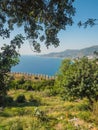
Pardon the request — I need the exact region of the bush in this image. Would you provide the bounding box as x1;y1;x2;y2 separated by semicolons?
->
26;85;33;91
31;80;55;91
8;80;18;90
22;80;34;91
23;84;33;91
17;76;25;84
56;58;98;103
16;94;26;103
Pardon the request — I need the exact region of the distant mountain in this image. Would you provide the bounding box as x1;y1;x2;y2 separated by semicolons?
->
42;45;98;59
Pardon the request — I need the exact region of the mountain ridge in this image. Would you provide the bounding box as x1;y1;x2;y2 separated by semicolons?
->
42;45;98;58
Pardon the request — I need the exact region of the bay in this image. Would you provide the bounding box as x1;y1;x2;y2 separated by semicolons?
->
11;55;62;76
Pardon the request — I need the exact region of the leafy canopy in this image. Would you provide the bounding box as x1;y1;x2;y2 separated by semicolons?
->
0;0;75;52
0;34;24;102
56;57;98;103
0;0;75;106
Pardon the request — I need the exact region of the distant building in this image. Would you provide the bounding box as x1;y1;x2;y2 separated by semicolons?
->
87;55;94;59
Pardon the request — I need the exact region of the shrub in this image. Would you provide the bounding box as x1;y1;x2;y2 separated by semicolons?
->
8;80;17;89
26;85;33;91
56;58;98;104
31;80;55;91
16;94;26;103
17;76;25;84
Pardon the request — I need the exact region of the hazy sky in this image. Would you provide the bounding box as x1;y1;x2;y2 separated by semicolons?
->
0;0;98;55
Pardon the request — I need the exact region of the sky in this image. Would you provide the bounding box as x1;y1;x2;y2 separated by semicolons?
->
0;0;98;55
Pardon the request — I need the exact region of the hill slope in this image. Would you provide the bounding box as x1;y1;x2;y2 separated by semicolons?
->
42;45;98;58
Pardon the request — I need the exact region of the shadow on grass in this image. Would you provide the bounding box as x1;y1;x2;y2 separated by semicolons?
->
9;99;41;107
0;111;10;117
0;100;41;118
0;99;42;117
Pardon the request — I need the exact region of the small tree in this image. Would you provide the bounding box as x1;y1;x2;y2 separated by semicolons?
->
0;34;24;106
56;57;98;103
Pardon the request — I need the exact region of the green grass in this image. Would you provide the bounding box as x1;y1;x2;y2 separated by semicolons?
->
0;89;98;130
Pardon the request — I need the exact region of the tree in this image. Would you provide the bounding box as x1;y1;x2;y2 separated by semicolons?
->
78;19;98;28
0;0;97;106
0;34;24;106
0;0;75;106
55;57;98;103
0;0;75;52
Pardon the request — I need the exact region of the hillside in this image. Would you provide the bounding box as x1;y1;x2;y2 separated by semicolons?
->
1;89;97;130
42;45;98;58
1;76;98;130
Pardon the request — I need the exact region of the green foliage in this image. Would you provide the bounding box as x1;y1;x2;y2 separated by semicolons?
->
22;81;33;91
0;35;24;106
1;89;98;130
78;19;97;28
31;80;55;91
0;44;19;95
16;94;26;103
0;0;75;52
9;78;55;91
56;57;98;103
25;84;33;91
17;76;25;85
8;80;18;90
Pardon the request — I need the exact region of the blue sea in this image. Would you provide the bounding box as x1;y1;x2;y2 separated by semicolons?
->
11;55;62;76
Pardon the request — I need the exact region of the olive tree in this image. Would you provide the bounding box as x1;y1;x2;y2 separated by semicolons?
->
56;57;98;103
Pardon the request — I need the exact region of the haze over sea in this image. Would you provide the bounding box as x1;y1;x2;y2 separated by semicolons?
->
11;56;62;76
